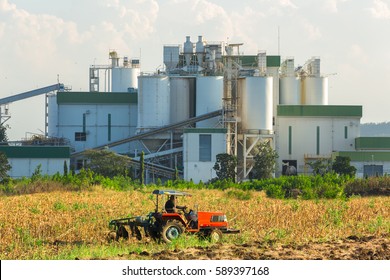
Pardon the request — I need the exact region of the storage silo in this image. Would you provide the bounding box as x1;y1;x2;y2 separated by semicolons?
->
170;77;195;124
47;93;58;137
279;76;301;104
137;75;170;132
196;76;223;128
241;76;273;132
112;67;140;92
301;76;328;105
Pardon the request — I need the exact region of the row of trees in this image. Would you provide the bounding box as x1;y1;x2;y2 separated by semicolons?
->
82;149;146;184
308;157;356;177
213;141;278;182
0;123;356;184
213;141;357;181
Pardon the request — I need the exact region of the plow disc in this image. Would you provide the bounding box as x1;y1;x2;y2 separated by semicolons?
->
109;215;158;241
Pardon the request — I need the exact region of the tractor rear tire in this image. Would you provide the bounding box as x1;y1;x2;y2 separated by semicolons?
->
209;228;223;243
162;220;185;243
116;225;129;241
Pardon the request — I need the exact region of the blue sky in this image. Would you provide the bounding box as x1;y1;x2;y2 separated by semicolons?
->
1;0;390;140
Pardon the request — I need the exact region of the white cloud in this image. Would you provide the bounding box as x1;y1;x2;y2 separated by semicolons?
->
104;0;159;40
302;19;322;40
279;0;298;9
0;0;15;12
370;0;390;19
1;0;90;46
347;44;368;63
192;0;229;24
323;0;349;13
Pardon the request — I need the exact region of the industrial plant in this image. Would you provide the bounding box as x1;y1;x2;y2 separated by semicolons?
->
1;35;390;182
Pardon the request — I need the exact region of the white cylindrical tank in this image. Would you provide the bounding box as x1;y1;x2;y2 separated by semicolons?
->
47;94;58;137
170;77;191;124
301;76;328;105
196;76;223;128
112;67;140;92
242;76;273;131
279;76;301;105
137;75;170;131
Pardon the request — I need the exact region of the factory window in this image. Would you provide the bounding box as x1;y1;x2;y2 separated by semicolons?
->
75;132;87;141
199;134;211;162
344;126;348;139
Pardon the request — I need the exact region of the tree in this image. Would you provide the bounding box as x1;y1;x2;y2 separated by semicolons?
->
251;141;278;179
0;123;9;143
332;156;356;177
84;149;132;178
63;160;68;176
213;153;237;182
0;152;11;181
307;158;332;176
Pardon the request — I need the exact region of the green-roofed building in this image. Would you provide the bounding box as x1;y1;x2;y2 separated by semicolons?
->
0;146;70;178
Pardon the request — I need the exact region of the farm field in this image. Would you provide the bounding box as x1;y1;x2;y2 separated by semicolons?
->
0;187;389;260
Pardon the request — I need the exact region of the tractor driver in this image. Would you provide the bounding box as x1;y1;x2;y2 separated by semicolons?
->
165;195;186;213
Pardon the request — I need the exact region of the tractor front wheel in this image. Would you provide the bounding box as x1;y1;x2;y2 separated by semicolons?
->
162;220;185;243
209;228;223;243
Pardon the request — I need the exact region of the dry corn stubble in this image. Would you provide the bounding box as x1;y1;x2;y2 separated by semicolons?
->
0;188;389;259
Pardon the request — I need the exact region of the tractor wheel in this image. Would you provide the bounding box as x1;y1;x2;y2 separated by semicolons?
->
116;225;129;241
134;226;142;241
161;220;185;243
209;229;223;243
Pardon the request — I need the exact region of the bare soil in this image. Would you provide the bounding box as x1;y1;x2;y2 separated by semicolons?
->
116;235;389;260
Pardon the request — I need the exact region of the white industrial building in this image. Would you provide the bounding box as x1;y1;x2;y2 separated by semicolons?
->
48;92;139;153
1;35;390;181
183;128;227;183
0;146;70;178
276;105;361;175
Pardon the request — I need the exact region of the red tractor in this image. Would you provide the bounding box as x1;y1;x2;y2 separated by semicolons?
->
109;190;239;243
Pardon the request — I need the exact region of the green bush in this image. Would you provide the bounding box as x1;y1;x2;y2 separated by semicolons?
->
1;168;388;199
263;183;285;199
